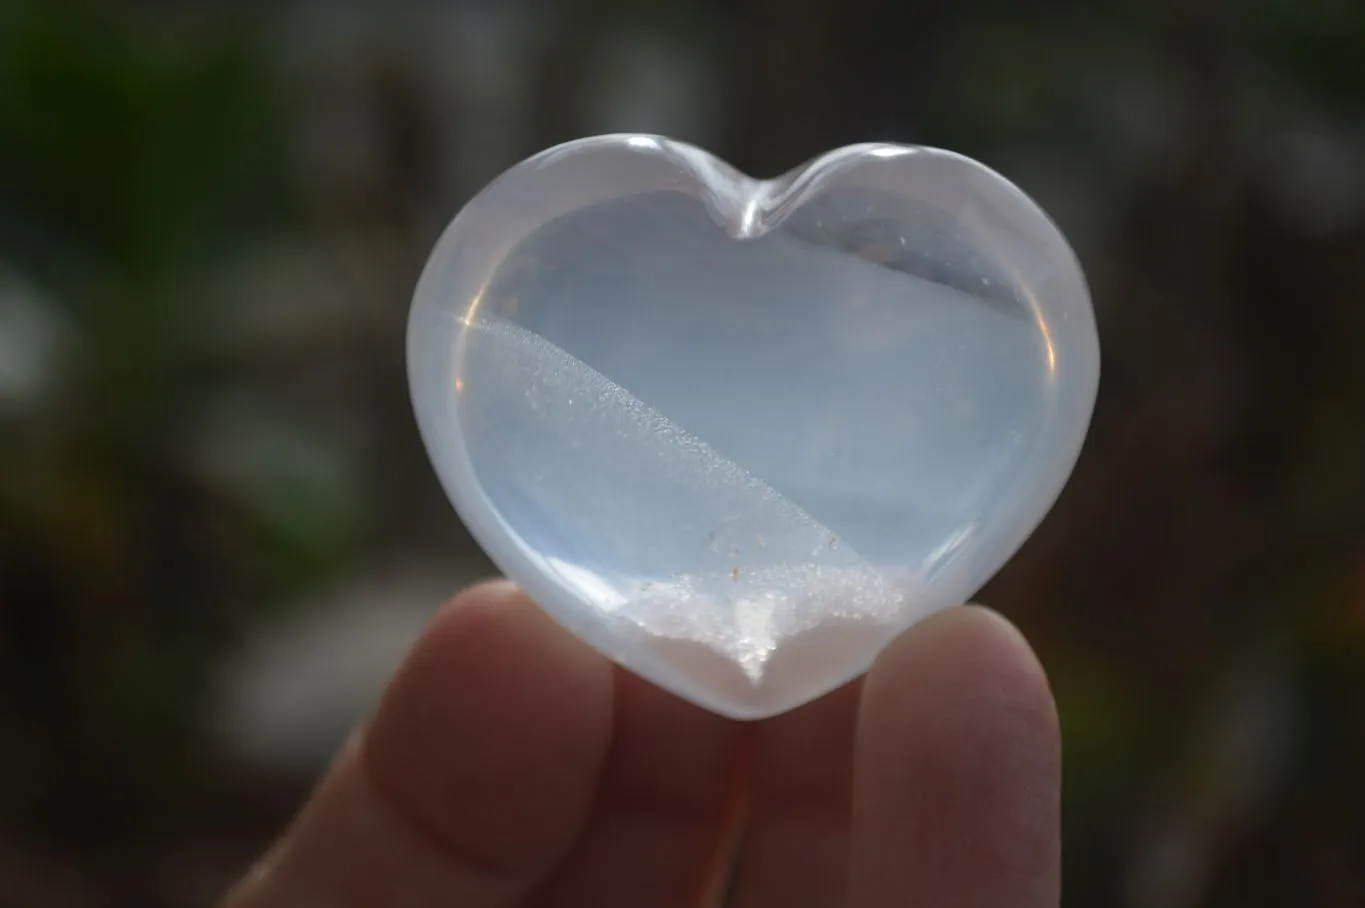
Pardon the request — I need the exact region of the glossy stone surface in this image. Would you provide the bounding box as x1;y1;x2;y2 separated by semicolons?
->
408;135;1099;719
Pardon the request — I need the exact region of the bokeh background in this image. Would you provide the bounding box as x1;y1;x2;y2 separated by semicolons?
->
2;0;1364;905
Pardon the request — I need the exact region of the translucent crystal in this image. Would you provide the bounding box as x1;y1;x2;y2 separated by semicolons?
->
408;136;1099;719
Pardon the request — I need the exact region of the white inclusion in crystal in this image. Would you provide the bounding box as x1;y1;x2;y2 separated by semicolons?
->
622;564;906;682
457;317;910;682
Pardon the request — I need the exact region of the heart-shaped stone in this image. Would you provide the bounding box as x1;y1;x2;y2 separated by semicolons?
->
408;135;1099;719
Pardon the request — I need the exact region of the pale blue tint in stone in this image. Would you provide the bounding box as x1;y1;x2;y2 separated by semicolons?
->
408;136;1099;719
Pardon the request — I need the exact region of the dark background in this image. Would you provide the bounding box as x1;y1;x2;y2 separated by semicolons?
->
3;0;1364;905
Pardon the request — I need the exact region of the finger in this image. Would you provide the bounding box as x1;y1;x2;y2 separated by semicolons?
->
728;679;862;908
532;665;749;908
849;606;1062;908
223;581;615;908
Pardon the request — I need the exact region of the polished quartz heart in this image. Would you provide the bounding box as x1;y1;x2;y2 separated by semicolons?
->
408;135;1099;719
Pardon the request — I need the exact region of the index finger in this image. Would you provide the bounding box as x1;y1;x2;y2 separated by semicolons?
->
223;580;615;908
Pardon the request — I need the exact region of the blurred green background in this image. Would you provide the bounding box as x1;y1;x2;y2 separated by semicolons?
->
2;0;1364;905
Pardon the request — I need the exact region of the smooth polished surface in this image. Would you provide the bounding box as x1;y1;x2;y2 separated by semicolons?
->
408;135;1099;719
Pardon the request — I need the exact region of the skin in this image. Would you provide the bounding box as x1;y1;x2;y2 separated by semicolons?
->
223;580;1060;907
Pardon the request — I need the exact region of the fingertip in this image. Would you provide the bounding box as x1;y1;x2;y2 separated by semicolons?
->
363;579;615;874
226;581;619;908
852;604;1061;907
866;605;1057;739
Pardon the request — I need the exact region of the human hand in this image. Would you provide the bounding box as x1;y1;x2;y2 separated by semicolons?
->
223;580;1059;907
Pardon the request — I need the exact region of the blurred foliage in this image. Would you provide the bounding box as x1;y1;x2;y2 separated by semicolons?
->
0;0;367;867
1;0;1364;905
